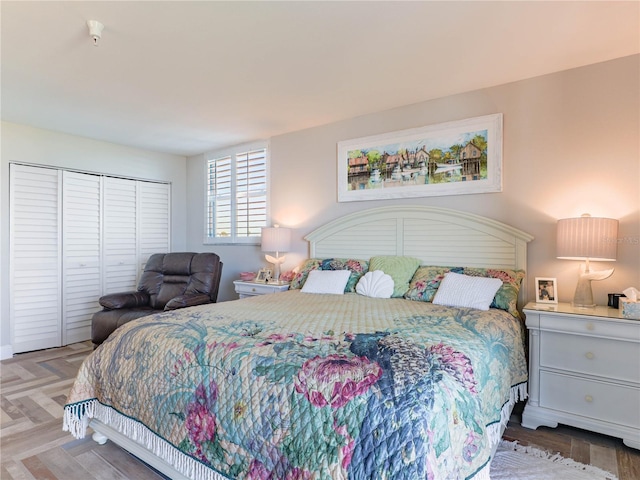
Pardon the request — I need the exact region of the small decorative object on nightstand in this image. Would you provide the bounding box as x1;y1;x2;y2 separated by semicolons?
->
535;277;557;304
239;271;256;281
621;287;640;320
233;280;289;299
521;302;640;450
254;268;272;283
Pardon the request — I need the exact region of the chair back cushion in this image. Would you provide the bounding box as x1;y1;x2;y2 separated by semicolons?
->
138;252;222;309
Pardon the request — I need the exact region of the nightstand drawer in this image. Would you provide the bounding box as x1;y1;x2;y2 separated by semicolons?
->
540;314;639;341
233;280;290;298
242;283;278;295
540;331;640;383
540;372;640;429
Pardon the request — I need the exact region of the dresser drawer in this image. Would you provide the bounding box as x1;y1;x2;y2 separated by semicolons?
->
540;331;640;383
540;371;640;429
539;314;640;341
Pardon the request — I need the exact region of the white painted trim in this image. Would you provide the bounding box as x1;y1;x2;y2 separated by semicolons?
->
0;344;13;360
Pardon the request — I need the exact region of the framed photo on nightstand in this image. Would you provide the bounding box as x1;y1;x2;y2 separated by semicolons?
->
255;268;272;283
535;277;558;304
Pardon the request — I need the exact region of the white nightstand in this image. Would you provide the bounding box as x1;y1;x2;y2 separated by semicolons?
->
521;302;640;449
233;280;290;299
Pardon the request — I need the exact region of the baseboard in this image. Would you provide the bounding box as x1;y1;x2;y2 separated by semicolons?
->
0;344;13;360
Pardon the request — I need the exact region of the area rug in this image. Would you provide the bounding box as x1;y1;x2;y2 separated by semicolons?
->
490;440;618;480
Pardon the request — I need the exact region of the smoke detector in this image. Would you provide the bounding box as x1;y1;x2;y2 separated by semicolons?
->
87;20;104;46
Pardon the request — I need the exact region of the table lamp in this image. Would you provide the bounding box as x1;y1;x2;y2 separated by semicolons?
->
557;214;618;307
261;225;291;284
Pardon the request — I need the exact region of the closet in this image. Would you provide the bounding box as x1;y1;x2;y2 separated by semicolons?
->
9;164;170;353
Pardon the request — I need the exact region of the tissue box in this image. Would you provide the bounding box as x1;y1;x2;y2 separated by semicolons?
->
621;298;640;320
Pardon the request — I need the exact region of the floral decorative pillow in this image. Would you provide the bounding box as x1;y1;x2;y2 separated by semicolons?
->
405;266;525;317
290;258;322;290
290;258;369;293
405;266;463;302
463;268;526;317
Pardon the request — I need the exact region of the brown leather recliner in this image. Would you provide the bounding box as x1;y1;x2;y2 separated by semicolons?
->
91;252;223;347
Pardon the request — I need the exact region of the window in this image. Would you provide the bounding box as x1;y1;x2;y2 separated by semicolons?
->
205;144;268;244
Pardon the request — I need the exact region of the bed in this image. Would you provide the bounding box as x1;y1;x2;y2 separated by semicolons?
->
64;206;533;480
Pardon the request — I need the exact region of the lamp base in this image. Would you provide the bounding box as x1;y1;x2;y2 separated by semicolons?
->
571;267;615;308
572;276;596;308
265;254;286;284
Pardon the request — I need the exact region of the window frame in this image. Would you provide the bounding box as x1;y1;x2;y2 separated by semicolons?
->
203;140;270;245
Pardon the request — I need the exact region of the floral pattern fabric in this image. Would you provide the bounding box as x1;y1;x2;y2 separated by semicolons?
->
405;266;526;317
290;258;369;292
65;291;527;480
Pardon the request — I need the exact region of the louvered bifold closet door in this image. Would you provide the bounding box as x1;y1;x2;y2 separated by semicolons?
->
10;165;62;352
62;171;102;345
103;177;138;293
138;181;171;269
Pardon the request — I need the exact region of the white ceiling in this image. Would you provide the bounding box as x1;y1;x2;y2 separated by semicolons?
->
2;1;638;157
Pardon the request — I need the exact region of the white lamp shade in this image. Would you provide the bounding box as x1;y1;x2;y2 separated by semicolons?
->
557;215;618;261
261;226;291;253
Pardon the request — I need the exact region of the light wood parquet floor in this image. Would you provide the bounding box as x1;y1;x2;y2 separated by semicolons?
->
1;342;639;479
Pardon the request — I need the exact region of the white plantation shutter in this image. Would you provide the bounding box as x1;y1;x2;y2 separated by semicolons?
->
138;181;171;267
207;156;232;238
10;164;62;352
62;171;102;345
103;177;138;293
206;145;268;243
105;178;170;288
236;150;267;237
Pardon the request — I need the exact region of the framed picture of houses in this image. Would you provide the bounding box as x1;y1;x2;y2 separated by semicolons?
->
337;113;503;202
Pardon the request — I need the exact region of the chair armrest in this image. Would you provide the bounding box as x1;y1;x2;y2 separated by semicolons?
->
99;291;150;310
164;293;212;311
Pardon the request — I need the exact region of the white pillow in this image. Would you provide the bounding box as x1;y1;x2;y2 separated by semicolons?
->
301;270;351;295
432;272;502;310
356;270;394;298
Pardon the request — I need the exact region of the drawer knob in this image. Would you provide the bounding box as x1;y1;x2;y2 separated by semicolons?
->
585;352;595;360
586;322;595;331
251;288;256;292
585;395;593;403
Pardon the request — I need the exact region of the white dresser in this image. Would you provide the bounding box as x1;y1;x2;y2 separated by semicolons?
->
233;280;290;299
522;302;640;449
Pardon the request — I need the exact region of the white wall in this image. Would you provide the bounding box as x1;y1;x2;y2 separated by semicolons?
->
188;55;639;304
1;122;188;357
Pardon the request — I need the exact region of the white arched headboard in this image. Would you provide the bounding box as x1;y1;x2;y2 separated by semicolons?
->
305;206;534;302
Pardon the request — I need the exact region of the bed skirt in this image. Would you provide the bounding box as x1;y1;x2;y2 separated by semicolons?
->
64;382;527;480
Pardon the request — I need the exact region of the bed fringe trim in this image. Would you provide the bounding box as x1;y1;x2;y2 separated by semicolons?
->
63;383;529;480
64;400;227;480
497;440;619;479
491;382;528;451
63;399;95;439
472;382;529;480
